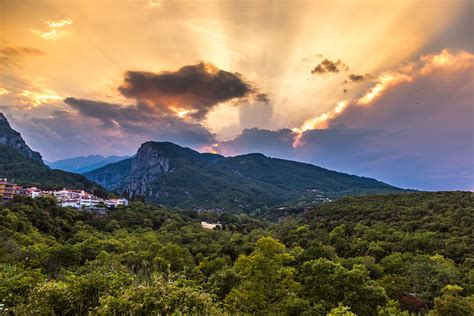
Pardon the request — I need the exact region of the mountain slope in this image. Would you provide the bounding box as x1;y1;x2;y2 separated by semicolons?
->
85;141;402;210
46;154;130;173
0;113;42;162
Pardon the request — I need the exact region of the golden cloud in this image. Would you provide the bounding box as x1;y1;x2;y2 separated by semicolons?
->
31;18;73;40
293;49;474;147
18;81;62;108
148;0;162;8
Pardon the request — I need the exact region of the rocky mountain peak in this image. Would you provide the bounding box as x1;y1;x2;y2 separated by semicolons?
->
0;113;43;163
133;142;171;174
124;142;172;199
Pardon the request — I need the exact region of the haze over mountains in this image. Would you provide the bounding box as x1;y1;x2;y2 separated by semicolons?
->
46;155;130;174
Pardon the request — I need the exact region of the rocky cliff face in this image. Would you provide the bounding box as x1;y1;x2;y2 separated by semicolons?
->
124;142;171;199
0;113;43;163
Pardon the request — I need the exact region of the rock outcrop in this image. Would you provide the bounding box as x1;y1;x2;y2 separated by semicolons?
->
125;142;171;198
0;113;43;163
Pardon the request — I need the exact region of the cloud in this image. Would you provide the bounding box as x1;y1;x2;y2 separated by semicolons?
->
0;46;43;57
148;0;162;8
118;62;254;119
6;103;215;161
62;97;215;151
311;59;349;75
31;18;73;40
0;45;43;68
297;49;474;133
3;62;263;159
46;18;73;28
19;87;62;107
218;49;474;190
64;97;154;128
4;50;471;190
345;73;370;83
255;93;270;103
216;128;296;158
237;93;274;130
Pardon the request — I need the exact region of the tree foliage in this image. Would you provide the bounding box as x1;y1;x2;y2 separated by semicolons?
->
0;192;472;314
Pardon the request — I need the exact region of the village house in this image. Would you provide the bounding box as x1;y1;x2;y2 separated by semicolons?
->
0;178;128;210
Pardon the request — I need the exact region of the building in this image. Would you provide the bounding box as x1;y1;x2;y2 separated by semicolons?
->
61;199;81;208
0;179;16;202
24;187;43;198
53;189;84;201
79;194;102;208
0;179;129;211
105;198;129;208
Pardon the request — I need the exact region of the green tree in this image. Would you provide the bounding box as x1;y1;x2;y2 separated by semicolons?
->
300;258;388;315
378;300;409;315
154;243;195;275
225;236;303;314
326;304;356;316
97;276;218;314
429;285;474;316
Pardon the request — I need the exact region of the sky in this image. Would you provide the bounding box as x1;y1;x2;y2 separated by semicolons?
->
0;0;473;190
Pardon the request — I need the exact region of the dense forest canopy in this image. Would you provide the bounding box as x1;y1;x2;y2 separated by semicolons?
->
0;192;472;315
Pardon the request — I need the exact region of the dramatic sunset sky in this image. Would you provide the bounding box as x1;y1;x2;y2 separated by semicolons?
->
1;0;473;190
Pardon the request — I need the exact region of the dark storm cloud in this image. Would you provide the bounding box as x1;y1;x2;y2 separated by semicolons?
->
118;62;254;119
63;97;215;147
64;97;154;128
311;59;349;75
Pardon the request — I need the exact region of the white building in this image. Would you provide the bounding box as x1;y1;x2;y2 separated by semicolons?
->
61;199;81;208
25;187;43;198
105;198;129;208
21;186;129;211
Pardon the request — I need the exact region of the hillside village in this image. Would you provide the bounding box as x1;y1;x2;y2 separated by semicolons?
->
0;178;128;211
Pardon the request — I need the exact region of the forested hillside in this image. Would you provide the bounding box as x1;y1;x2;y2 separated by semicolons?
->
0;192;472;315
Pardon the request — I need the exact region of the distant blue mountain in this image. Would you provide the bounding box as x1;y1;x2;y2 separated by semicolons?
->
46;155;130;174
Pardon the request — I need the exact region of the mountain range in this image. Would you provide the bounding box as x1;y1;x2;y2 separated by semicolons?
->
84;141;403;211
46;155;130;174
1;112;403;210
